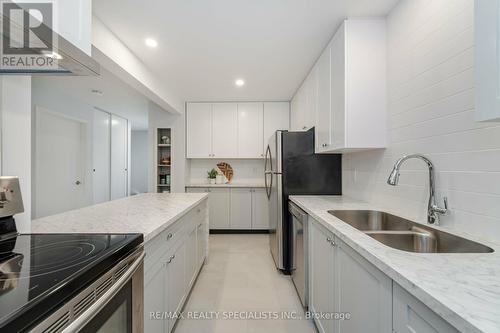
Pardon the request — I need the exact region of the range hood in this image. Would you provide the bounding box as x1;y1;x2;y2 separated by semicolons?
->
0;5;100;76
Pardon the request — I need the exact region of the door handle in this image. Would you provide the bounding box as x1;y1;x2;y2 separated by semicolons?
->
75;181;82;185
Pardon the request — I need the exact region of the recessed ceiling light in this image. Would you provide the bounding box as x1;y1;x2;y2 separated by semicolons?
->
145;38;158;48
235;79;245;87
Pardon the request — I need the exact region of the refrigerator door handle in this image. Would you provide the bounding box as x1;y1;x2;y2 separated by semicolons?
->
264;145;273;199
265;171;273;199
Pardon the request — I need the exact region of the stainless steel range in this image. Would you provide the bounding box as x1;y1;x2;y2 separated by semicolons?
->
0;177;144;333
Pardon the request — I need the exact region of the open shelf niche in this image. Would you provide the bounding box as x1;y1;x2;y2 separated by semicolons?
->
156;128;171;193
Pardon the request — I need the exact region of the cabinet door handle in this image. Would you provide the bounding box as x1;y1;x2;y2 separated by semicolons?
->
326;237;332;243
166;233;173;240
166;254;175;264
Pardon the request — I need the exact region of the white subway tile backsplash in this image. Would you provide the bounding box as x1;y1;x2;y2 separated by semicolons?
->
343;0;500;244
189;159;264;184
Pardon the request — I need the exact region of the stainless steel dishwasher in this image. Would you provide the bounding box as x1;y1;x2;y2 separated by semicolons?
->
289;201;308;308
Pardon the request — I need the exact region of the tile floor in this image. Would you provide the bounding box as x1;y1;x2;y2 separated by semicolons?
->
174;234;317;333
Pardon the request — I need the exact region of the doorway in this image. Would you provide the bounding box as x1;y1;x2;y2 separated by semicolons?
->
35;108;89;218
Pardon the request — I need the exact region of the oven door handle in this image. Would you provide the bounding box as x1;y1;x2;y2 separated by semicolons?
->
62;251;145;333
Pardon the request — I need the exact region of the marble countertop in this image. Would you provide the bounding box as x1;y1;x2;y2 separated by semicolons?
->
31;193;208;243
186;182;265;188
289;195;500;333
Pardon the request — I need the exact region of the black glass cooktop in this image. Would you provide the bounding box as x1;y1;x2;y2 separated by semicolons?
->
0;233;143;332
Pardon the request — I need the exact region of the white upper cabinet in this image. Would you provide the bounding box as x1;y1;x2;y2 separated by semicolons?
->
186;103;212;158
263;102;290;148
475;0;500;121
238;103;264;158
291;74;316;131
316;46;332;152
293;19;387;153
57;0;92;55
330;23;346;150
212;103;238;158
186;102;289;158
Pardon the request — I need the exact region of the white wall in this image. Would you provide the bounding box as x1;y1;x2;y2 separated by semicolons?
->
131;130;149;194
0;77;31;232
189;159;264;185
92;16;183;114
148;103;187;193
343;0;500;244
32;79;94;215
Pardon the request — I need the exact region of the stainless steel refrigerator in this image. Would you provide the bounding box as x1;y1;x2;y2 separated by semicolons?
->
265;128;342;273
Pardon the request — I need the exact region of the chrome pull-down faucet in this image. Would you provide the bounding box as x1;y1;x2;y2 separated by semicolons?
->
387;154;448;225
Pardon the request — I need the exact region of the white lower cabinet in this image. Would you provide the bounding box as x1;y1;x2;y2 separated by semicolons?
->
196;220;206;267
309;217;459;333
144;263;165;333
186;188;230;230
185;224;198;289
393;283;459;333
230;188;253;229
166;243;186;329
186;187;269;230
337;241;392;333
144;200;208;333
309;220;336;333
251;188;269;229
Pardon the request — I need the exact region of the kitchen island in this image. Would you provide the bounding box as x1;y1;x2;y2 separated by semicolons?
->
32;193;209;333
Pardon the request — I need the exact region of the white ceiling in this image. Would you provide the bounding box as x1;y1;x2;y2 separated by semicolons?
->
35;68;150;130
93;0;398;102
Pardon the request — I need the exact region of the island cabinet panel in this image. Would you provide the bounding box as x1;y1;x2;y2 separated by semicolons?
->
143;199;208;333
165;242;186;332
393;283;459;333
144;259;166;333
185;223;198;289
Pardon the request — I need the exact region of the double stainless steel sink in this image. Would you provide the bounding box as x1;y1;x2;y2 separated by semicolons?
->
328;210;494;253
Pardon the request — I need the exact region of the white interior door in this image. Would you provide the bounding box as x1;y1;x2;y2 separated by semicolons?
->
93;109;111;204
111;115;128;200
237;102;263;158
35;109;87;218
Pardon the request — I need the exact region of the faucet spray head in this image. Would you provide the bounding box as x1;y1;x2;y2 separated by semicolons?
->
387;167;400;186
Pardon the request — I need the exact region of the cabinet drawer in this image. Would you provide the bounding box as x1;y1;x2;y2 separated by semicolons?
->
145;222;187;270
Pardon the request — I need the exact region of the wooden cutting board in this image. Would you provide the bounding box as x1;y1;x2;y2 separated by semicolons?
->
216;162;233;182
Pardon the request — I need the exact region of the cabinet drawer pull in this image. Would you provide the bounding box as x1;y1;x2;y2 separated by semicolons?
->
326;237;332;242
166;233;173;240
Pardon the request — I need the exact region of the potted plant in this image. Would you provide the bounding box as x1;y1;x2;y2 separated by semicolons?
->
207;168;218;184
